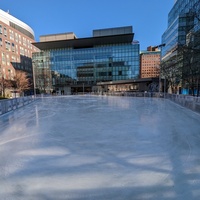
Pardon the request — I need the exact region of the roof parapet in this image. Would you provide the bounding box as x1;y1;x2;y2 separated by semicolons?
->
93;26;133;37
40;32;77;42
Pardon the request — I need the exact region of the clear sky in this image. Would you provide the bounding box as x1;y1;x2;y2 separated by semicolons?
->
0;0;174;50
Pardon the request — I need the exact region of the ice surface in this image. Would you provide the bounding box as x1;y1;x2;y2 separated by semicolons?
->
0;95;200;200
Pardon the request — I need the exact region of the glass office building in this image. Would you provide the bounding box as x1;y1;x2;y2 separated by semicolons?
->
162;0;200;58
161;0;200;94
32;26;140;94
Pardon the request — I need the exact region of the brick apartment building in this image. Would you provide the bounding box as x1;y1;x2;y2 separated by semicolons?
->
0;9;38;96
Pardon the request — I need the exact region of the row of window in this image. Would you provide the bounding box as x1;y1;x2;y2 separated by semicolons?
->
33;44;140;88
141;67;159;70
0;53;31;71
0;65;14;79
141;62;159;65
78;76;130;81
141;55;160;58
0;38;32;57
1;52;20;65
0;24;33;48
165;0;199;58
141;56;159;59
141;70;159;74
77;71;128;77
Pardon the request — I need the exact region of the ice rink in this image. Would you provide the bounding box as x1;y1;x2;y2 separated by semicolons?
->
0;95;200;200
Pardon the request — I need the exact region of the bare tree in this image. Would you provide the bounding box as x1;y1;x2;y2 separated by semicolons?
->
178;30;200;96
13;70;31;96
0;77;12;97
161;53;182;94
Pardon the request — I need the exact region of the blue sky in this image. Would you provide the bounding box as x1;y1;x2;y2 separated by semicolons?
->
0;0;174;50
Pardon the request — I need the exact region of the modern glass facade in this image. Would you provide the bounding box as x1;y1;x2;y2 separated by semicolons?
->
161;0;200;94
32;27;140;94
162;0;200;58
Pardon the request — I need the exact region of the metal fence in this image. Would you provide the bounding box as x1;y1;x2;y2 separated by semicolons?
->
0;96;36;115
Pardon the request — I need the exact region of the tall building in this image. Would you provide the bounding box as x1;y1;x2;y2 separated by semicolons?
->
162;0;199;59
162;0;200;94
0;9;38;96
140;46;160;79
32;26;140;95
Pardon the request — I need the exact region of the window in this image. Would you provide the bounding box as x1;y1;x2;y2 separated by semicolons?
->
4;27;7;37
20;46;24;55
2;52;6;64
9;30;14;40
11;55;16;62
0;25;2;34
23;37;26;46
19;35;21;44
7;69;13;80
12;43;15;52
15;33;18;42
27;40;30;48
5;41;11;51
15;44;18;54
6;54;10;65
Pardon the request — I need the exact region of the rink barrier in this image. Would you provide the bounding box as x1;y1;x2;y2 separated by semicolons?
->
94;92;200;114
166;94;200;114
0;96;36;115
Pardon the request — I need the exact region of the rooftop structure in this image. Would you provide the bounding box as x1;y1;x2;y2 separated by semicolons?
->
0;9;34;39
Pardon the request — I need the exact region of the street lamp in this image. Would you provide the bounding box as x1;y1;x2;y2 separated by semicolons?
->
32;61;37;98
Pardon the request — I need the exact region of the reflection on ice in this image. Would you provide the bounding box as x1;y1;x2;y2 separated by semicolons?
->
18;147;69;157
0;95;200;200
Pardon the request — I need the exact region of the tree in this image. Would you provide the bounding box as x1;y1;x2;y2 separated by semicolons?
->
178;30;200;96
0;77;12;97
182;10;200;96
13;70;31;96
161;53;182;94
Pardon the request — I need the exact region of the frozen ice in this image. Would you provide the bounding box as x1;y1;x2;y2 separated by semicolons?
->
0;95;200;200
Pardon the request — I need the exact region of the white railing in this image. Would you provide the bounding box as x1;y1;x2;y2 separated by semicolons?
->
1;93;199;115
95;92;200;113
0;96;36;115
166;94;200;114
93;92;200;114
